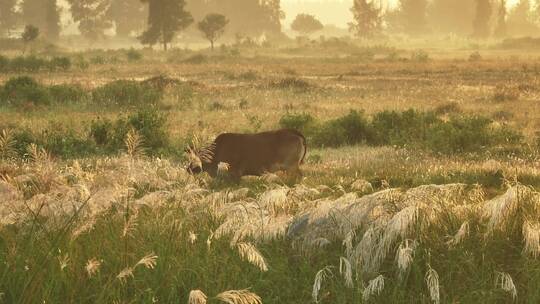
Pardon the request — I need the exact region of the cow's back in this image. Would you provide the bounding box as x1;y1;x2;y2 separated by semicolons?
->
212;129;305;176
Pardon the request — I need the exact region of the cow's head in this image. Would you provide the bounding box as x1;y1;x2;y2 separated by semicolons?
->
184;144;215;175
185;146;203;174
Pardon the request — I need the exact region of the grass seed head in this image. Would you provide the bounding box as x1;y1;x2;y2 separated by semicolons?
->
215;289;262;304
188;290;208;304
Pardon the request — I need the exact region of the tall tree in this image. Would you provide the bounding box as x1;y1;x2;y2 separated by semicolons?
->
349;0;383;38
21;0;61;40
0;0;18;37
139;0;193;50
186;0;283;37
107;0;148;37
198;13;228;50
507;0;537;36
428;0;475;35
67;0;113;40
473;0;492;38
394;0;428;35
291;14;324;36
494;0;507;37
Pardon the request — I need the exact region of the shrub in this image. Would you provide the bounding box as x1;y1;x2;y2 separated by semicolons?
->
434;102;461;115
1;76;50;106
9;56;47;72
469;51;482;61
312;110;373;147
91;80;162;106
49;84;87;104
40;123;96;158
279;113;316;133
371;109;439;146
49;56;71;71
0;55;8;71
183;54;207;64
90;56;106;65
411;50;429;62
90;107;169;155
126;48;143;62
271;77;312;91
493;85;520;102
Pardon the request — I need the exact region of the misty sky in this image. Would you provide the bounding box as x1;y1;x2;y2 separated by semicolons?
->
56;0;522;32
282;0;521;27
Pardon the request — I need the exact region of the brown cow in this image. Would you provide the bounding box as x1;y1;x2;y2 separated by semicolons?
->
185;129;307;180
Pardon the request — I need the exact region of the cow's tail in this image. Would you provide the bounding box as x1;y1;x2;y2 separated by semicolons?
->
288;129;307;164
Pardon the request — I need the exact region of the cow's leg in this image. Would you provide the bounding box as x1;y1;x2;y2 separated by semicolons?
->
285;165;302;182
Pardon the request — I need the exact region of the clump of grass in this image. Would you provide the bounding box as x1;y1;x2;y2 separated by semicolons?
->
126;48;143;62
91;80;162;106
271;77;312;92
411;50;430;62
493;84;520;102
0;76;51;107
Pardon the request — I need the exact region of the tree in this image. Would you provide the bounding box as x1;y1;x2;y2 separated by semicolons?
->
291;14;324;36
507;0;538;36
198;14;229;50
473;0;492;38
393;0;428;35
349;0;383;38
428;0;475;35
139;0;193;51
0;0;18;37
494;0;507;37
186;0;283;37
22;25;39;53
107;0;148;37
21;0;61;40
67;0;113;41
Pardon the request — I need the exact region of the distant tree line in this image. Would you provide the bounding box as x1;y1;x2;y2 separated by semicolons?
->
3;0;540;48
351;0;540;38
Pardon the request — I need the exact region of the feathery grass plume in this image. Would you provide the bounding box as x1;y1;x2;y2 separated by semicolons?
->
116;267;134;283
207;231;214;250
217;162;230;176
27;143;52;164
484;186;533;233
125;128;145;158
469;183;485;203
522;221;540;258
188;231;198;244
339;257;354;288
353;226;382;274
448;221;470;247
236;242;268;272
85;258;101;277
362;274;385;302
58;253;69;271
122;214;138;238
496;272;517;301
259;187;290;215
396;239;416;276
136;252;158;269
343;230;356;258
215;289;262;304
312;266;334;303
425;266;440;304
310;237;331;248
188;290;208;304
0;129;17;159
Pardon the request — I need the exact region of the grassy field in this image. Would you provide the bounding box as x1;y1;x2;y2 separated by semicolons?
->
1;43;540;303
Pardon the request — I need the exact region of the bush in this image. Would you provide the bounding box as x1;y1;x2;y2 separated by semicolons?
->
40;123;96;158
183;54;207;64
371;109;439;146
1;76;50;106
90;107;169;155
313;110;374;147
49;56;71;71
49;84;87;104
126;48;143;62
278;109;524;154
469;51;482;62
411;50;429;62
91;80;162;106
279;113;316;134
0;56;71;72
271;77;312;91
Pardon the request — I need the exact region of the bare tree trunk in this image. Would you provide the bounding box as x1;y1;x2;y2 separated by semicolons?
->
211;40;214;51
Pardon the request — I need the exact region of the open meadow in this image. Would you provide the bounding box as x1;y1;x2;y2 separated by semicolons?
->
1;42;540;303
